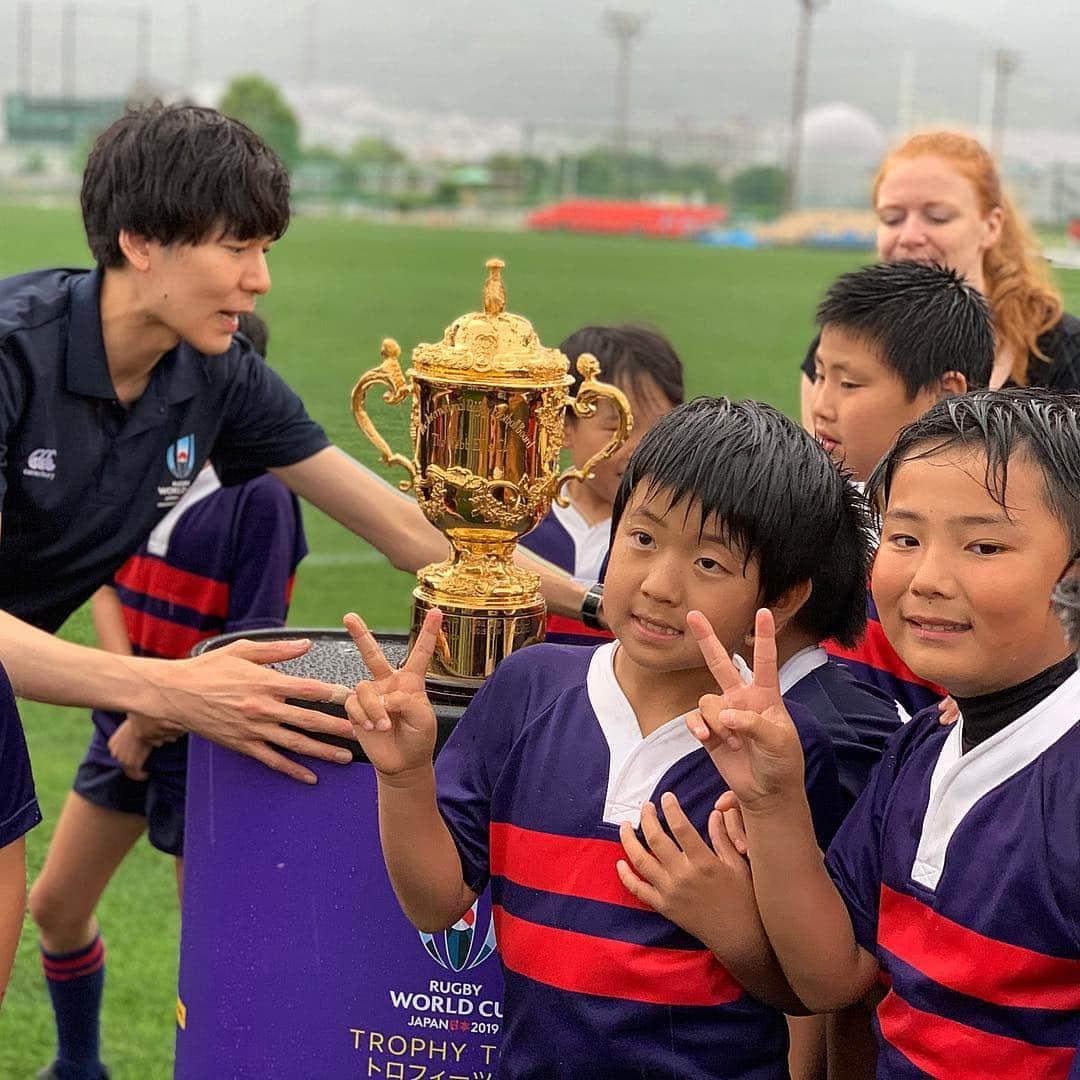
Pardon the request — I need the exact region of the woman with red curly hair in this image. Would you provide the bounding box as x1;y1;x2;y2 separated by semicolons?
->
799;131;1080;428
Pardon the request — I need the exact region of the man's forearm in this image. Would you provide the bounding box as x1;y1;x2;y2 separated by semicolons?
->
273;448;448;574
744;797;877;1012
377;767;476;933
0;609;150;712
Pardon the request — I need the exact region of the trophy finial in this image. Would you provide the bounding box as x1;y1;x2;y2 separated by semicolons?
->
483;258;506;316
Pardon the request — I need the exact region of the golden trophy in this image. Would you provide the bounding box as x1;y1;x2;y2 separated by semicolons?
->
351;258;633;687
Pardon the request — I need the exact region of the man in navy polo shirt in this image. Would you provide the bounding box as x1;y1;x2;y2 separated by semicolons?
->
0;103;588;788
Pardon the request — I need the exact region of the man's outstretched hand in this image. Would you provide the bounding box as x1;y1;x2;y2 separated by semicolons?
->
143;637;356;784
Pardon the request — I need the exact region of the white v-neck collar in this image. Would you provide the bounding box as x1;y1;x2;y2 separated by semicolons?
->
551;498;611;582
731;646;828;694
910;668;1080;892
146;465;221;557
585;642;702;827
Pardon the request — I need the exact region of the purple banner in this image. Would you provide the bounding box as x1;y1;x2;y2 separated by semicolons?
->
176;737;503;1079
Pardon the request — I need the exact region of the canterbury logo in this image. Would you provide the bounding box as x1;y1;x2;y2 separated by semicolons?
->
25;448;57;475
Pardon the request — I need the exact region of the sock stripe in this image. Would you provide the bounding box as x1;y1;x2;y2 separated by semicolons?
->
42;937;106;980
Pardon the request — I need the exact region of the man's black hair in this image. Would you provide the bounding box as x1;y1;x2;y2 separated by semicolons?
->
237;311;270;358
560;325;685;409
82;103;290;268
816;261;994;399
866;387;1080;554
611;396;873;646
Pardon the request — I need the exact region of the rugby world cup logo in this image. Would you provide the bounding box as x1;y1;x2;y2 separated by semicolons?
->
418;897;497;972
167;434;196;480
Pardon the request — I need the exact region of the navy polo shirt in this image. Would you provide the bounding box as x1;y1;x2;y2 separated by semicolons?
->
0;267;331;631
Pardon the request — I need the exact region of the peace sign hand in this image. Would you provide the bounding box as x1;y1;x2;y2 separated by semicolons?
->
685;608;806;813
343;608;442;782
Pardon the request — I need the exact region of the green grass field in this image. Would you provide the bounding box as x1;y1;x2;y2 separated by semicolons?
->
1;205;1077;1078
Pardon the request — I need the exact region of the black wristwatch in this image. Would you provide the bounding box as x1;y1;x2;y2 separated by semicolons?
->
580;582;605;630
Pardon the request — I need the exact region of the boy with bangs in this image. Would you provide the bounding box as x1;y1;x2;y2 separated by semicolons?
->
343;397;851;1079
808;260;995;718
691;389;1080;1079
520;324;684;644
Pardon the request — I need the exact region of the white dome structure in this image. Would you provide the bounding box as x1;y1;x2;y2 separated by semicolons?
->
797;102;888;209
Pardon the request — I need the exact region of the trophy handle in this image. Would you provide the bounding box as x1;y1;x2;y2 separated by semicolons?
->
554;353;634;507
350;338;419;492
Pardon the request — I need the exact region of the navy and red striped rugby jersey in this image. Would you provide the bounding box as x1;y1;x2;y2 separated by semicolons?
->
825;591;945;720
826;676;1080;1079
777;646;901;814
91;468;306;743
435;641;842;1079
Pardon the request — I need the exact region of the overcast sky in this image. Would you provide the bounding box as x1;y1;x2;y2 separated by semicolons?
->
2;0;1076;134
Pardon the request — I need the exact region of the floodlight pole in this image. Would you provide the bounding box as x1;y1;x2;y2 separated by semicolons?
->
990;48;1020;162
784;0;827;213
605;9;646;184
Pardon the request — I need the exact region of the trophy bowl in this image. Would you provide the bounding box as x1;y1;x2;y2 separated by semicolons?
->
351;259;632;686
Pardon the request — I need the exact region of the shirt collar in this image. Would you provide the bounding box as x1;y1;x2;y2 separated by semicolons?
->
732;644;828;694
64;267;114;398
777;645;829;694
64;266;209;406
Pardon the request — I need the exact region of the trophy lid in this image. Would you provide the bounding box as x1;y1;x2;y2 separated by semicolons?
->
411;259;571;385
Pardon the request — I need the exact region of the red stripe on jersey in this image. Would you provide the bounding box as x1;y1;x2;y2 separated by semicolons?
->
116;555;229;619
877;989;1076;1079
124;609;212;659
544;614;614;640
879;885;1080;1011
826;619;944;693
493;904;742;1007
490;822;650;911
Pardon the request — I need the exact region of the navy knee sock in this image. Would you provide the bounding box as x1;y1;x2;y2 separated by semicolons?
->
41;933;106;1079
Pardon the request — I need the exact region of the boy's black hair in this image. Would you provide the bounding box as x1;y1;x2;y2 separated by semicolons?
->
866;387;1080;554
560;325;685;409
82;103;290;268
816;261;994;399
237;311;270;358
612;396;874;646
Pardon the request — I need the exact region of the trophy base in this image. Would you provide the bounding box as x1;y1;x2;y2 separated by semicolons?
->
412;590;546;687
